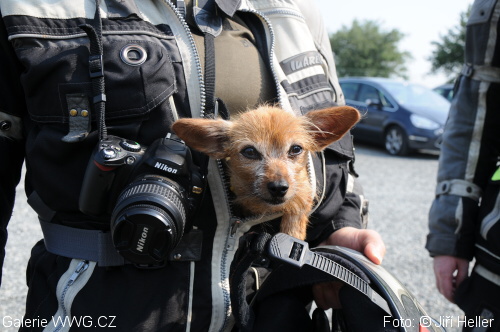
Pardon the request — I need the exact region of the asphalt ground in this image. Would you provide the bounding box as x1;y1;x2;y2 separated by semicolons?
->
0;144;464;331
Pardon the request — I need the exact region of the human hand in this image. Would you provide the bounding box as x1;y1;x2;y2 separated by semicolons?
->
433;255;469;303
312;227;386;309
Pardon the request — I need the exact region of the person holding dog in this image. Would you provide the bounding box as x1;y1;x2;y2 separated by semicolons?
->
427;0;500;330
0;0;385;330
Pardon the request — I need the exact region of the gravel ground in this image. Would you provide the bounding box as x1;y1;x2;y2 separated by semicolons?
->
0;145;465;331
353;144;464;331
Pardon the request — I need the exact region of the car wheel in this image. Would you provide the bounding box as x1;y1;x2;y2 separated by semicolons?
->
384;126;410;156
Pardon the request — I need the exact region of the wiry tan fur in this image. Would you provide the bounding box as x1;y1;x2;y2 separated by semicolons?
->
172;105;360;240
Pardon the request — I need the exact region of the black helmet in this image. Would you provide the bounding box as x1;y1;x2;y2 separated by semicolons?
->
311;245;445;332
230;233;445;332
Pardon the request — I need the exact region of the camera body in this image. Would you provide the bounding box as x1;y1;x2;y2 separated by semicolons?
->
79;133;205;265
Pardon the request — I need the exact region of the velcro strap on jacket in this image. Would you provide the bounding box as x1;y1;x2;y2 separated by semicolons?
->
40;219;127;266
435;179;482;201
39;219;204;266
39;218;204;267
29;191;125;266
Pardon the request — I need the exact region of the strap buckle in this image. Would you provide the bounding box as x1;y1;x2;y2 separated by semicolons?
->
267;233;310;268
461;63;474;77
89;54;104;78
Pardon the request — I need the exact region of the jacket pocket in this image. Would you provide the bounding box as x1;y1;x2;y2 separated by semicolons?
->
11;21;178;125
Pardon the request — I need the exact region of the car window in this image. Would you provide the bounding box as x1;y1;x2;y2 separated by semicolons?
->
340;82;358;100
381;82;450;110
358;84;380;103
379;92;394;108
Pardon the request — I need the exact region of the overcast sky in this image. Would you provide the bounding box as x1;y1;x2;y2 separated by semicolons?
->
314;0;474;88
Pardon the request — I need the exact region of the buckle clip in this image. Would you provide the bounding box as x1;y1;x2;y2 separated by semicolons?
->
267;233;309;268
461;63;474;77
89;54;104;78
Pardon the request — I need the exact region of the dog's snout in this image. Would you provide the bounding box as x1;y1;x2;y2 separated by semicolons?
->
267;181;289;198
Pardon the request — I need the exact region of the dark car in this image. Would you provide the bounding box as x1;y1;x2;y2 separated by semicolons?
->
433;84;454;101
339;77;450;156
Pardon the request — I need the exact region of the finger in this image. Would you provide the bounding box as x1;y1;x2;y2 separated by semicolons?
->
355;229;385;264
455;260;469;287
434;270;450;301
320;227;386;265
433;265;444;296
363;238;386;265
437;274;454;303
433;258;455;303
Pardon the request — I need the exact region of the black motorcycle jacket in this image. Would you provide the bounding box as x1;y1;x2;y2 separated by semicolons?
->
0;0;366;330
427;0;500;275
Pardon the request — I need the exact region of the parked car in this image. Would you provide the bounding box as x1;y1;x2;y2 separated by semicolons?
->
339;77;450;156
433;83;454;101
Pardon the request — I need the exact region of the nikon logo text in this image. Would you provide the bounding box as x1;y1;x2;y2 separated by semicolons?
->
155;162;178;174
136;227;149;252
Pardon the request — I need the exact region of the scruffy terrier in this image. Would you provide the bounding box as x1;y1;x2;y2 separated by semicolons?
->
172;105;360;240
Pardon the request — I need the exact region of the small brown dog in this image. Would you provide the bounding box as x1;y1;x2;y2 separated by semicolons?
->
172;105;360;240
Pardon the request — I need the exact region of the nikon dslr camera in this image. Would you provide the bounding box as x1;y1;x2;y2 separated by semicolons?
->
79;133;205;265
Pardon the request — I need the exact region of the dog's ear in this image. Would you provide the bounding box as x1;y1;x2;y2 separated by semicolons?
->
305;106;360;150
172;118;232;159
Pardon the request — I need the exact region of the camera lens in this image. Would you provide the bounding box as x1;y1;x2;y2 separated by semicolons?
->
110;175;186;265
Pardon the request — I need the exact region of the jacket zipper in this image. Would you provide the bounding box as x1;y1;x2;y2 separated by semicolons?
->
217;5;306;260
53;260;90;332
212;8;291;331
241;8;284;111
260;8;305;20
162;0;207;118
158;3;207;331
8;30;173;41
156;4;298;331
214;158;232;331
155;0;206;331
215;159;281;331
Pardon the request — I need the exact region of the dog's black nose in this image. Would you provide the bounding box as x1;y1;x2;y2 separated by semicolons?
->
267;181;289;198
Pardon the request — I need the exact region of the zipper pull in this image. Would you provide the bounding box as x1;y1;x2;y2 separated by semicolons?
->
227;218;241;250
230;218;241;236
68;260;89;286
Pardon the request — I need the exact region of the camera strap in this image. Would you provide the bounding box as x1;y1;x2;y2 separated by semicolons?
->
80;0;108;141
193;0;229;120
191;0;230;181
193;0;221;120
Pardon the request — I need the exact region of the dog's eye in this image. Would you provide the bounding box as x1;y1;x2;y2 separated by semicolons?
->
288;145;303;157
240;146;261;160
